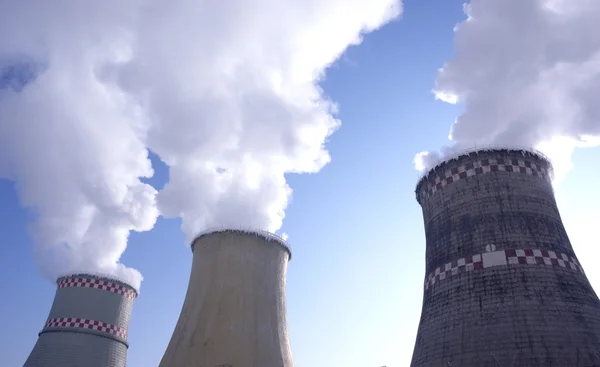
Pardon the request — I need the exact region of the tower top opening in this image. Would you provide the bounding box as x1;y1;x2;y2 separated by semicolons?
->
415;146;554;204
55;272;140;296
190;227;292;260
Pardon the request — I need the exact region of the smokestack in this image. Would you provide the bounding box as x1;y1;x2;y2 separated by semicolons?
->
24;273;138;367
159;229;293;367
410;148;600;366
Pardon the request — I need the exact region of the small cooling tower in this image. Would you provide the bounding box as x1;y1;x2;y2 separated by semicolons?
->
24;273;138;367
159;229;294;367
411;148;600;367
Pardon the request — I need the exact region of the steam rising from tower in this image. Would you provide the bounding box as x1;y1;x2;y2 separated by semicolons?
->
24;273;139;367
159;229;293;367
415;0;600;180
0;0;401;289
410;148;600;366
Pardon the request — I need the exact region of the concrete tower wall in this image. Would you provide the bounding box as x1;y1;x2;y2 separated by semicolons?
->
159;229;294;367
410;148;600;367
24;274;138;367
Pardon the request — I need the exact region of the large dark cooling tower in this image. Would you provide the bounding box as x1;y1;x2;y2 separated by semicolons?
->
24;273;138;367
410;148;600;367
159;229;294;367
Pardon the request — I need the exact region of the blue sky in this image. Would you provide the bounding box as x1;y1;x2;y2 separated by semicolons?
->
2;0;600;366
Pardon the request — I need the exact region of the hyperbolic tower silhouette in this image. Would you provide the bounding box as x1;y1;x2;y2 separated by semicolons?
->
410;148;600;366
159;228;294;367
24;273;138;367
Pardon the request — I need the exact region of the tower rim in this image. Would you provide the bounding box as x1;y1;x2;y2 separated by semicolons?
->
190;227;292;260
55;272;139;297
414;145;554;201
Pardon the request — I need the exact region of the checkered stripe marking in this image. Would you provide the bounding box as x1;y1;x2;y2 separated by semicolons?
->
44;317;128;339
505;249;582;270
58;277;136;300
423;158;549;196
425;254;484;290
425;249;583;290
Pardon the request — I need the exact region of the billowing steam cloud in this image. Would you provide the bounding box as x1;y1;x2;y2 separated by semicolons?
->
0;0;401;289
415;0;600;180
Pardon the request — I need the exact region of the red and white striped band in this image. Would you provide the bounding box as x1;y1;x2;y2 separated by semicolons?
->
422;158;550;197
425;248;584;290
57;277;137;300
44;317;128;339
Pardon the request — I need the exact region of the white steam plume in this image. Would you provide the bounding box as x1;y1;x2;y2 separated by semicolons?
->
0;1;157;290
415;0;600;181
112;0;402;242
0;0;401;288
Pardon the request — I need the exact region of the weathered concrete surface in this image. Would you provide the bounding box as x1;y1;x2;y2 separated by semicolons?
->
24;274;137;367
159;229;294;367
411;148;600;367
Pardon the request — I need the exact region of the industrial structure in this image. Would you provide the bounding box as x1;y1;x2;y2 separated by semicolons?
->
410;148;600;366
159;228;294;367
24;273;138;367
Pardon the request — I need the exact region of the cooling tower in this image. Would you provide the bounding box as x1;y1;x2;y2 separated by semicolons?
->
23;273;138;367
410;148;600;367
159;229;294;367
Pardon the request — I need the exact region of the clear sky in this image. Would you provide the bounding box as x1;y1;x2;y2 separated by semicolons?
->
2;0;600;366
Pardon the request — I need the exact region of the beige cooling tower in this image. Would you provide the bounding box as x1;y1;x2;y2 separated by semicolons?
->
159;229;294;367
